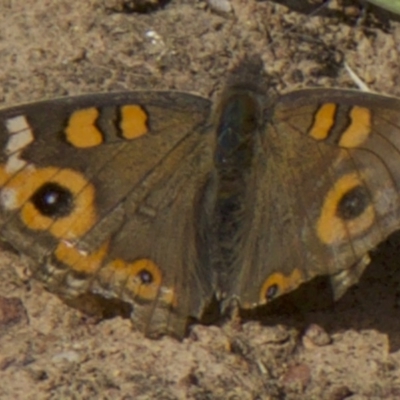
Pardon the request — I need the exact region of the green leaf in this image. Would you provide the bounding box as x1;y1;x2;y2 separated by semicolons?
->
367;0;400;14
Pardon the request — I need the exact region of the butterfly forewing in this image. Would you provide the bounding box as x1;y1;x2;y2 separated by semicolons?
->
0;91;215;338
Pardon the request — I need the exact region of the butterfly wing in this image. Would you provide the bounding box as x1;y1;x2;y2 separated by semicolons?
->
0;91;215;338
220;88;400;308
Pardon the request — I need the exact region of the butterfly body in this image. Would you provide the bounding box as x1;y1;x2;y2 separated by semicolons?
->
0;85;399;337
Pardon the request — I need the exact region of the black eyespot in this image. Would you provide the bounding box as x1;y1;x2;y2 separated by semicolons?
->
31;182;74;218
138;269;153;285
266;284;279;301
336;185;370;220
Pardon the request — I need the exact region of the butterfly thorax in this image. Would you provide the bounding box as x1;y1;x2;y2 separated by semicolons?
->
213;89;262;290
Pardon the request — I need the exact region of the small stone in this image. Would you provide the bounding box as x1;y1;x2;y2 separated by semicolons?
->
52;350;81;364
343;6;362;18
282;363;311;391
328;385;353;400
0;296;27;328
302;324;332;349
207;0;232;14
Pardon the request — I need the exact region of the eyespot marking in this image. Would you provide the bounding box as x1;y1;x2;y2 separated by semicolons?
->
338;106;371;148
259;269;303;304
0;167;96;239
317;173;374;244
119;105;148;139
309;103;336;141
336;185;370;220
65;108;103;148
99;258;175;305
31;182;74;218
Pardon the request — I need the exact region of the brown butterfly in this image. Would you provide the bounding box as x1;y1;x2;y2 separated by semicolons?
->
0;73;398;337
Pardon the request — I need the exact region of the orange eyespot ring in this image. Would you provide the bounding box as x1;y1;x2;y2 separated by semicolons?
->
100;258;177;305
317;173;374;245
0;166;96;240
259;269;303;304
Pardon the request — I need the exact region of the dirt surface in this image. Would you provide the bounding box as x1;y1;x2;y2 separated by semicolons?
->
2;0;400;398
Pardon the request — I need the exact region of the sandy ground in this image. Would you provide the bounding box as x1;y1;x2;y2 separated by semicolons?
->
2;0;400;398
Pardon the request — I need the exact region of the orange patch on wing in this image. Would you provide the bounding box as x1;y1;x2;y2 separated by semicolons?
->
309;103;336;140
99;258;175;304
119;105;148;139
259;269;303;304
317;173;374;244
65;108;103;148
339;106;371;148
55;241;109;274
2;166;96;239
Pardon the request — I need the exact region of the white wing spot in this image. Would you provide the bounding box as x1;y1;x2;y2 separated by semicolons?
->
5;115;30;134
5;154;27;174
0;187;18;210
6;130;34;154
4;115;34;174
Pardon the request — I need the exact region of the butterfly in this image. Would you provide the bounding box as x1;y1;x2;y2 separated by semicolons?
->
0;68;399;338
